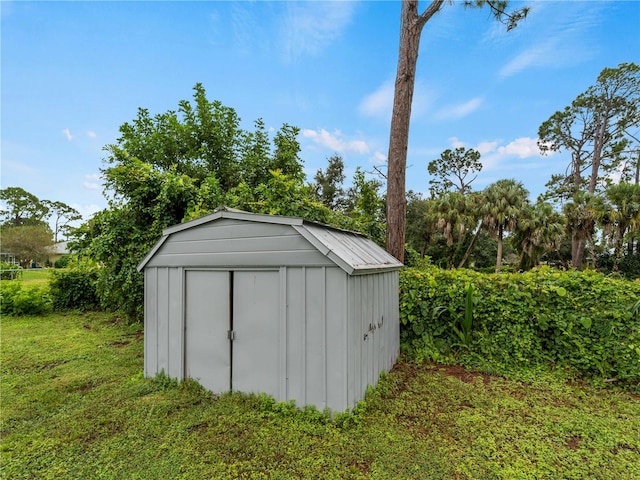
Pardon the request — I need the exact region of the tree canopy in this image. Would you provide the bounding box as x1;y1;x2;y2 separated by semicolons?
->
539;62;640;267
74;85;386;321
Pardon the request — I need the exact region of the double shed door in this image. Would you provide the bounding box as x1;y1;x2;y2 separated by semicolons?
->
184;270;280;398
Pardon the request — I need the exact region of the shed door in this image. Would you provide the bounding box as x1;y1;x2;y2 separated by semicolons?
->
233;271;280;398
184;270;280;397
184;270;230;392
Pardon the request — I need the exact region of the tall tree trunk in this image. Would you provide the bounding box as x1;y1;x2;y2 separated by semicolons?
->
386;0;444;262
496;227;504;273
457;221;483;269
572;234;586;269
588;111;610;194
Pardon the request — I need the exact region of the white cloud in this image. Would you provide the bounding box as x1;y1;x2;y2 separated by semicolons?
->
302;128;369;154
497;137;545;158
436;97;483;120
446;137;554;172
498;3;602;78
448;137;466;149
499;42;556;78
370;151;387;165
62;128;73;141
70;203;103;222
359;79;435;120
280;2;355;62
475;141;499;155
83;173;101;191
359;81;394;118
87;131;97;138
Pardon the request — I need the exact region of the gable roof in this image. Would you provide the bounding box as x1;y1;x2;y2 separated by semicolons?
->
137;207;403;275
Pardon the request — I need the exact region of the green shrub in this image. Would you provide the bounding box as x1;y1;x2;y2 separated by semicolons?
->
53;255;72;269
0;281;52;316
400;266;640;391
0;262;22;280
49;263;100;311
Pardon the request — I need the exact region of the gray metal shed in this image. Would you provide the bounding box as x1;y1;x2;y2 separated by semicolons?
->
137;207;402;412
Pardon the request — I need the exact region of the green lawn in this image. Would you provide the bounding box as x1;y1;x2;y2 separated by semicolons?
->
17;268;51;286
1;312;639;479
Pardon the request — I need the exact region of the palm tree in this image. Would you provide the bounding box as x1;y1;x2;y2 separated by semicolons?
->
563;191;603;269
433;191;474;269
481;179;530;273
512;201;566;270
599;182;640;271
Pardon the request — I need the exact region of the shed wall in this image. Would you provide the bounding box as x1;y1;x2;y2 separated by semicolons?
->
146;218;334;268
347;271;400;401
142;218;400;412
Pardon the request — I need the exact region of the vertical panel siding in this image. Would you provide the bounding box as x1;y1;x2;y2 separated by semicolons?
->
346;275;357;409
391;272;400;369
304;267;326;409
157;268;170;374
325;268;347;412
145;268;158;376
285;267;306;404
168;267;184;379
279;268;287;402
144;263;399;412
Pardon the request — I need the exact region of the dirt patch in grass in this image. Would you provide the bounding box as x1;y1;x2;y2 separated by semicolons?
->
566;435;583;450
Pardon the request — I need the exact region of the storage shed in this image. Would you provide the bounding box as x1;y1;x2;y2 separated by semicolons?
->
137;207;403;412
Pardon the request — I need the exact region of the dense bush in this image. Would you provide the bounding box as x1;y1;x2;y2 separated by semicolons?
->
597;252;640;279
400;266;640;391
0;262;22;280
0;282;52;316
49;263;100;311
53;255;72;269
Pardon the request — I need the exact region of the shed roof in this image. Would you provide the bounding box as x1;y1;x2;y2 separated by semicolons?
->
137;207;403;275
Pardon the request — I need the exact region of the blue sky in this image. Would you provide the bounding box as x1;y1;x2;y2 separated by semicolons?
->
2;1;639;225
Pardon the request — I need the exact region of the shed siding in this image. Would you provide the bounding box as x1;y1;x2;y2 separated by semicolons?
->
285;267;306;404
144;268;158;377
141;212;400;412
325;267;347;410
146;219;334;269
167;267;183;379
304;267;327;409
347;270;400;402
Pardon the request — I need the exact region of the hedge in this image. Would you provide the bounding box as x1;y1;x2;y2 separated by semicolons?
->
400;266;640;391
0;282;52;316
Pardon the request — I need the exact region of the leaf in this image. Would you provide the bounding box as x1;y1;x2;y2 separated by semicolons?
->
579;317;592;330
555;287;567;297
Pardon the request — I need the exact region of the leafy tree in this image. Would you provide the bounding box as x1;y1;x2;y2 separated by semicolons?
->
42;200;81;242
405;191;438;258
0;187;49;226
539;63;640;267
481;179;530;272
433;191;473;268
599;182;640;271
313;154;347;210
77;85;372;321
346;167;386;245
511;201;565;270
540;63;639;197
427;147;482;197
385;0;528;262
562;191;604;270
0;224;53;267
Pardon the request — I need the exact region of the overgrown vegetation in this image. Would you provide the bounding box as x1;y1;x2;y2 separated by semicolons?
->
0;281;52;316
400;266;640;392
49;260;100;312
2;312;639;479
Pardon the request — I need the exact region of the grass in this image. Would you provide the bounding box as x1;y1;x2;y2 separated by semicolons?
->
2;312;639;479
18;268;51;286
